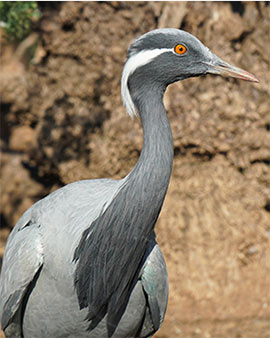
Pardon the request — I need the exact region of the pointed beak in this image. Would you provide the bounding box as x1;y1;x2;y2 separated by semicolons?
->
204;56;259;83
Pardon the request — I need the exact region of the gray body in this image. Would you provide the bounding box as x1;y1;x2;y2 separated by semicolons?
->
0;28;257;338
0;179;168;338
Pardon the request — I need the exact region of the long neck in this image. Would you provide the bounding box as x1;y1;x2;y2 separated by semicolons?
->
73;84;174;333
127;85;174;223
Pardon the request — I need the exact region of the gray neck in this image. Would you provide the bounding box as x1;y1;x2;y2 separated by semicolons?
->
73;82;174;334
128;84;174;214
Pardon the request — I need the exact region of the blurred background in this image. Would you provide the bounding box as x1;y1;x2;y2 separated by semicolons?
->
0;2;269;337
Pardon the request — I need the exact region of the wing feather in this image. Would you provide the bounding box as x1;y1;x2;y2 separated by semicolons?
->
0;218;43;333
140;240;168;334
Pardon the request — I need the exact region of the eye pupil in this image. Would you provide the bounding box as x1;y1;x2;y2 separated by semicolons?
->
174;44;187;55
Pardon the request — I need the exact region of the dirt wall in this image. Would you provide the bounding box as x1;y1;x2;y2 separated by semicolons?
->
0;2;269;337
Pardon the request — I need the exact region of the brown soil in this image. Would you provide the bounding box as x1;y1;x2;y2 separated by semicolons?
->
0;2;269;337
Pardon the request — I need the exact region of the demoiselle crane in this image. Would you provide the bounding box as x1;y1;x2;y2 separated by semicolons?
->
0;29;258;338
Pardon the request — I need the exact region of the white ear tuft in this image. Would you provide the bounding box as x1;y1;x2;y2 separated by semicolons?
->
121;48;172;118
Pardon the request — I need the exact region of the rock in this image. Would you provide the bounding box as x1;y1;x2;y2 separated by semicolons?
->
0;153;44;228
9;126;35;152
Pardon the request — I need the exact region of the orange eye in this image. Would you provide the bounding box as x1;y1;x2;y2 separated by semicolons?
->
174;44;187;55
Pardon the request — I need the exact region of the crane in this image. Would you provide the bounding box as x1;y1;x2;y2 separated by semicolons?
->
0;28;258;338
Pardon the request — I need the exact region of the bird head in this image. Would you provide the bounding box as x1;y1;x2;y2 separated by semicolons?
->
121;28;258;117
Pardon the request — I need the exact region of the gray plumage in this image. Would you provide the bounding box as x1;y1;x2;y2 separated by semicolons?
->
0;28;258;338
